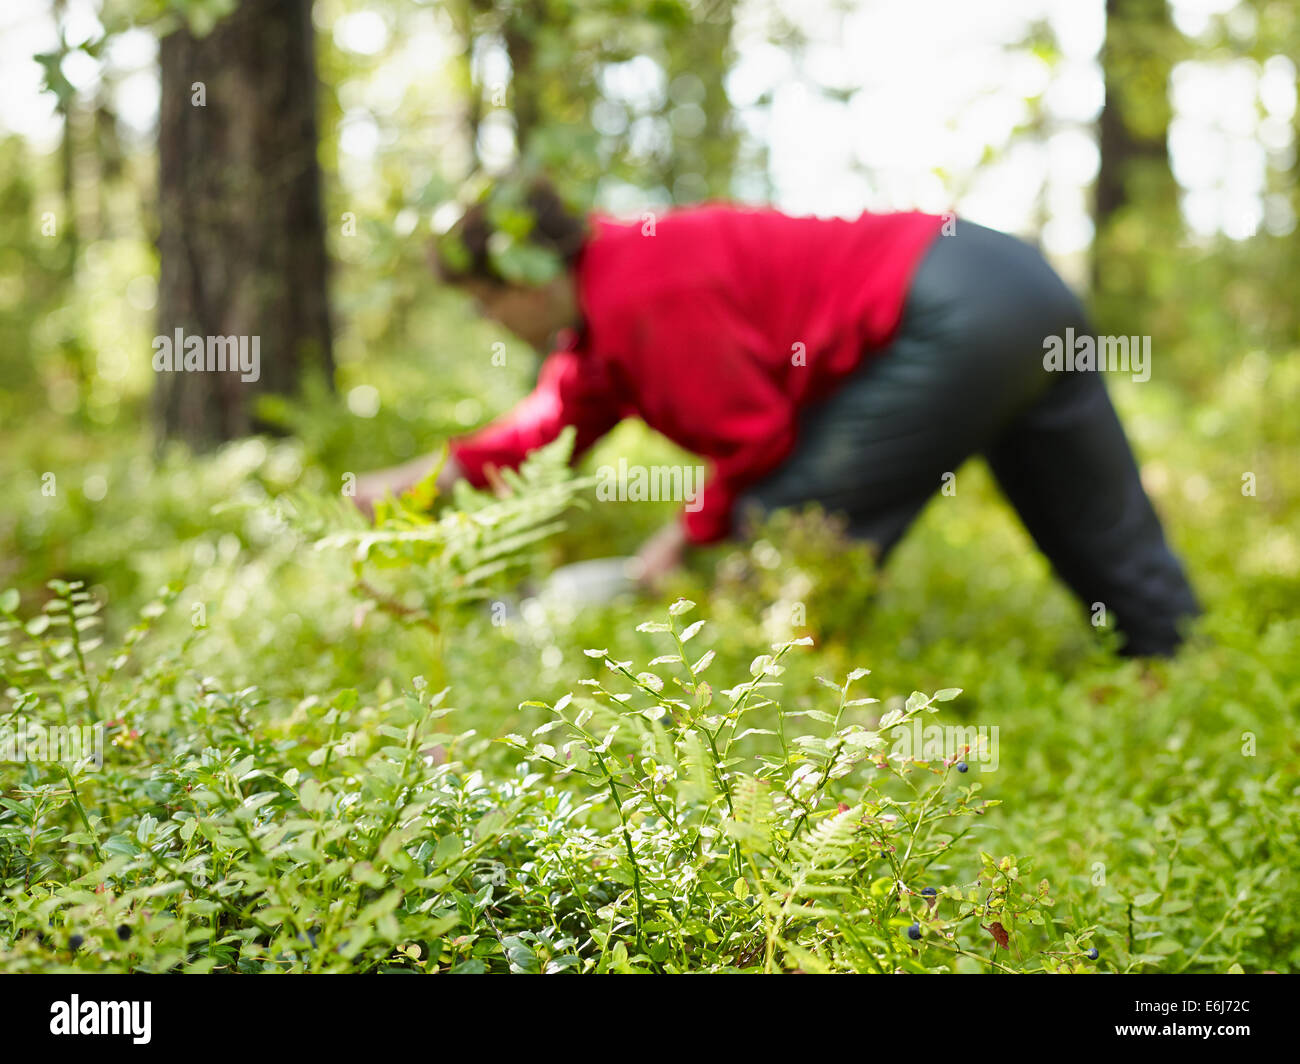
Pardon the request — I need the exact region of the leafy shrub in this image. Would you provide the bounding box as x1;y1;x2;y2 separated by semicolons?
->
306;428;591;634
2;367;1297;974
500;598;1083;973
0;576;1090;973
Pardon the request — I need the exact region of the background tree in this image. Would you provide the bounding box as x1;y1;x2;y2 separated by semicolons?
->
154;0;333;448
1092;0;1180;314
445;0;734;204
656;0;738;201
1095;0;1176;228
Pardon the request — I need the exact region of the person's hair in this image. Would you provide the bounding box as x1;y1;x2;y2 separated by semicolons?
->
434;175;587;287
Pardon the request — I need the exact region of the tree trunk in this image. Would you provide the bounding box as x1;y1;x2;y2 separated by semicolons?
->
662;0;738;201
155;0;332;448
503;1;541;157
1095;0;1176;230
1093;0;1179;297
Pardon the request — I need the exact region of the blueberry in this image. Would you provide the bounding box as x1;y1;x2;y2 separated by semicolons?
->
116;924;131;941
1087;947;1099;960
921;887;937;898
69;934;84;950
907;923;922;941
956;761;969;773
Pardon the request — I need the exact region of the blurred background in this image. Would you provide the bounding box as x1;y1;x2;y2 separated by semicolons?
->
0;0;1296;677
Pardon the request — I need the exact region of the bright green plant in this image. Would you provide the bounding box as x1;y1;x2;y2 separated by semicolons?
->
306;429;590;632
0;574;1077;973
499;597;1081;972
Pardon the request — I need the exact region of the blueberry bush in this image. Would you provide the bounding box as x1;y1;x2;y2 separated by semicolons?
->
2;401;1297;973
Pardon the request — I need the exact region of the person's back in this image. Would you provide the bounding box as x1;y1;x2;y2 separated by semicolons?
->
356;176;1199;656
579;205;944;408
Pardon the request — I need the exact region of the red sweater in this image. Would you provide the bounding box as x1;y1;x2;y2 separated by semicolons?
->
449;205;946;543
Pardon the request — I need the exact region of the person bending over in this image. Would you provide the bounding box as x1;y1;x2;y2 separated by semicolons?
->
355;176;1199;657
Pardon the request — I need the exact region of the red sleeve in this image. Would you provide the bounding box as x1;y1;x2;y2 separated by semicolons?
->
448;351;624;487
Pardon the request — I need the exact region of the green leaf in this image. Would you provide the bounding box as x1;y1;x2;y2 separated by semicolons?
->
299;779;329;813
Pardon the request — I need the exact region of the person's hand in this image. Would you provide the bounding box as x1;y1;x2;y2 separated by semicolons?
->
352;465;418;520
633;519;687;591
352;453;462;520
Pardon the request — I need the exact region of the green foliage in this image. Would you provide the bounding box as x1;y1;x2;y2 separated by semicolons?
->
501;601;1030;973
0;572;1064;973
4;315;1298;973
4;433;1297;972
309;428;592;635
4;0;1300;977
0;599;532;972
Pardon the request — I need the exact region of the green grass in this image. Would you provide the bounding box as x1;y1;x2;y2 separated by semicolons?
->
0;347;1297;973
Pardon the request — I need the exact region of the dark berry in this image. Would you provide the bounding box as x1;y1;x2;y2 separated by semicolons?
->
907;923;922;941
921;887;937;897
69;934;84;950
956;761;969;773
116;924;131;941
1087;947;1099;960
